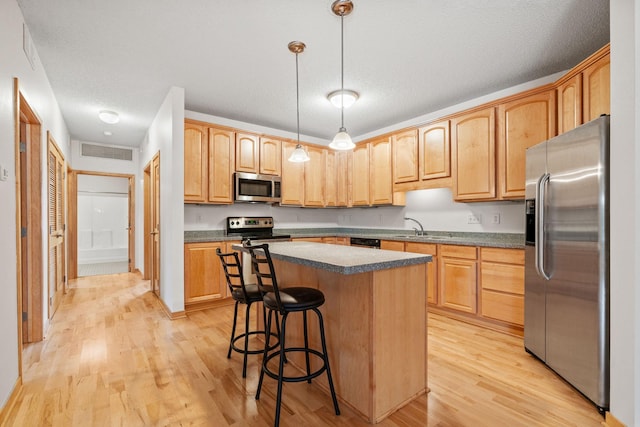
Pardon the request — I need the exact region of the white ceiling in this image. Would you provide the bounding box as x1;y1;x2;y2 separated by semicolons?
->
16;0;609;148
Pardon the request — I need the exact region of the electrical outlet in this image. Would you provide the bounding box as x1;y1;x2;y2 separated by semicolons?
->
491;213;501;224
468;214;482;224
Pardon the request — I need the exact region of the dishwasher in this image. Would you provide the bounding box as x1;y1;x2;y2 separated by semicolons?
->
349;237;381;249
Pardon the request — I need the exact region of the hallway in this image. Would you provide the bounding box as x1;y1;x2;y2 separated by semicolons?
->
4;273;603;426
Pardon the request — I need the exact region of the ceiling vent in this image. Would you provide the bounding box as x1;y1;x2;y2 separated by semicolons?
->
81;143;133;161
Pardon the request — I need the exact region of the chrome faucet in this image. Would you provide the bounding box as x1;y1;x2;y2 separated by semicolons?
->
404;217;425;236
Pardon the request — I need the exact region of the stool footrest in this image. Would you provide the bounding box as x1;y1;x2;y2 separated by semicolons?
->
262;347;327;383
230;331;279;356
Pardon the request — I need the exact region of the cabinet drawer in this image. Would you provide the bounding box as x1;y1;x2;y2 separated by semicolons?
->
481;290;524;326
405;242;437;255
480;247;524;265
481;262;524;294
381;240;405;251
440;244;477;259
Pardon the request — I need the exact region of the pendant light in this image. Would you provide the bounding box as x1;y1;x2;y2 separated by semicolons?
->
329;0;356;151
287;41;310;163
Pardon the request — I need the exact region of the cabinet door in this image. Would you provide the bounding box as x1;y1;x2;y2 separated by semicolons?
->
419;120;450;180
405;242;438;305
392;129;419;183
325;151;338;207
281;141;305;205
557;74;582;134
208;128;235;203
497;89;556;199
369;137;393;205
259;137;281;176
439;245;477;313
583;54;610;123
304;146;326;207
184;122;208;202
235;132;259;173
184;242;225;304
352;143;370;206
336;151;350;206
451;107;496;201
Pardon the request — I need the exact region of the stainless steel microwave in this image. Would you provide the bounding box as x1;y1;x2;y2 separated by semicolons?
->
234;172;281;203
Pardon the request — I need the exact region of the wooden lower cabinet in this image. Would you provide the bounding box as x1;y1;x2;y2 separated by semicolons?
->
184;241;239;311
380;240;405;251
479;247;524;326
404;242;438;305
438;245;477;313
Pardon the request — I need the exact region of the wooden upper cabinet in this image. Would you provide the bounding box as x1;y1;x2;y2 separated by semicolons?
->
497;89;556;199
184;122;208;202
208;128;235;203
325;150;341;207
304;146;326;207
235;132;259;173
352;143;370;206
280;141;305;205
557;74;582;134
336;150;350;207
583;53;610;123
259;137;282;176
369;137;394;205
392;129;419;184
451;107;496;201
419;120;450;180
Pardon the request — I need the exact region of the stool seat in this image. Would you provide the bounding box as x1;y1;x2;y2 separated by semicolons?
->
263;287;325;312
231;284;274;303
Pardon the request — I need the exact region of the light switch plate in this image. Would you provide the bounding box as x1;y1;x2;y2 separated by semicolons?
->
0;164;8;181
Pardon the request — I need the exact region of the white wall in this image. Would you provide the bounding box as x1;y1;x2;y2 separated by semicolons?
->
138;87;185;313
185;188;524;234
0;0;71;409
610;1;638;425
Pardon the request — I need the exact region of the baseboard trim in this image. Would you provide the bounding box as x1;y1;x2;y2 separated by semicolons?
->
0;377;22;425
605;411;626;427
152;292;187;320
185;298;235;313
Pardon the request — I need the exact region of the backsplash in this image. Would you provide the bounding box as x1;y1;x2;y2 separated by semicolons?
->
184;188;525;233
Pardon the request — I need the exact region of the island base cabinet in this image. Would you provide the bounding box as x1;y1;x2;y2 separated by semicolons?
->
271;259;428;424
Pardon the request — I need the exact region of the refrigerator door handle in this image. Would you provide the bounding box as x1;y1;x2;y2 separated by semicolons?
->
536;173;551;280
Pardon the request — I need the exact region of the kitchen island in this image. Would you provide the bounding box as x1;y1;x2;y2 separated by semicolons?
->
237;241;432;424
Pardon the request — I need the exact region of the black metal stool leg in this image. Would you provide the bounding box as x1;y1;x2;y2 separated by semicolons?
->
303;311;312;383
256;308;273;400
315;307;340;415
242;301;253;378
274;313;288;427
228;300;239;359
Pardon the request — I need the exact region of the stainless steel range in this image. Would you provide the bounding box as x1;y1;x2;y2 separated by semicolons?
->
226;216;291;284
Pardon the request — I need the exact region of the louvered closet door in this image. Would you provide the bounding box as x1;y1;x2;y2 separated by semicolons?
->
48;135;66;319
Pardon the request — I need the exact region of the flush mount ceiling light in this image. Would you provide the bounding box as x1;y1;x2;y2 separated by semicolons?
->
328;89;359;109
287;41;310;163
329;0;356;151
98;110;119;124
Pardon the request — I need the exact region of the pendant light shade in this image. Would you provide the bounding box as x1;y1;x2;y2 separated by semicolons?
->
329;0;355;151
287;41;310;163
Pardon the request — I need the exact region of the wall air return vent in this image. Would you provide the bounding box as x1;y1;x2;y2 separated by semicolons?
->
81;143;133;161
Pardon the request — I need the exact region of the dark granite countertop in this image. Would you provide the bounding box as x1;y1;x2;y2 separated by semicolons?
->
232;241;432;275
185;227;524;249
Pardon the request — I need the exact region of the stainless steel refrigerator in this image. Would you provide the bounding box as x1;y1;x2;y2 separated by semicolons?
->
524;115;609;413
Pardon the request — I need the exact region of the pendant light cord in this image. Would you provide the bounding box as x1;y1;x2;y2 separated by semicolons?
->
296;51;300;145
340;12;345;129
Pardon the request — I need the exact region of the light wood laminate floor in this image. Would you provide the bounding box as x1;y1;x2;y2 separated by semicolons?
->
5;273;605;426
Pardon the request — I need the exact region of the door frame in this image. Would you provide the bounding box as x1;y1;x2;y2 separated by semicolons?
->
67;170;135;279
14;78;44;355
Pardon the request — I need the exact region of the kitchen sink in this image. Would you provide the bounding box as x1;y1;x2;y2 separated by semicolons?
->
393;235;452;240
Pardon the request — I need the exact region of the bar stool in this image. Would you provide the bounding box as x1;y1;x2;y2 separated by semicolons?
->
216;248;279;378
244;242;340;427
